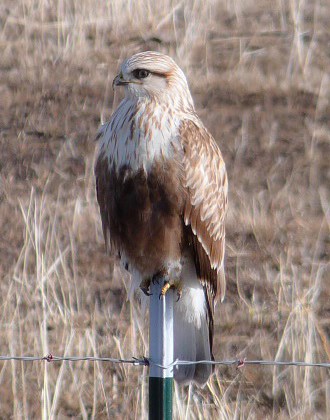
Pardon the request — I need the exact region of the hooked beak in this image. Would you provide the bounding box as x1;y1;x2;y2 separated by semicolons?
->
112;73;130;88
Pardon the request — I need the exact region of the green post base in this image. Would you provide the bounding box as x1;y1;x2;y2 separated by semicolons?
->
149;377;173;420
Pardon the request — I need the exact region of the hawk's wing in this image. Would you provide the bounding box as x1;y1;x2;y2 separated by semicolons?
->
95;153;114;254
180;119;228;309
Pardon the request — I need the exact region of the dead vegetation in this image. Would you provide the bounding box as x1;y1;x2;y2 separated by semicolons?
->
0;0;329;418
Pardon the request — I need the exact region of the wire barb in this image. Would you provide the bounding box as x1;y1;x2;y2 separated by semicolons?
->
43;353;53;362
236;358;246;369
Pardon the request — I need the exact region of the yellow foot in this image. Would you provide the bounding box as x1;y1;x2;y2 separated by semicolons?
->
159;280;183;302
140;278;152;296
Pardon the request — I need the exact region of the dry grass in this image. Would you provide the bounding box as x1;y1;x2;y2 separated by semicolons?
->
1;0;329;418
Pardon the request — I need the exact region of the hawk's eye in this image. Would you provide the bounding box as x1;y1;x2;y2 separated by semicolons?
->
133;69;150;79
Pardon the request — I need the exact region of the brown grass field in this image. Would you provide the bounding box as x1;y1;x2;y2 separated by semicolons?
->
1;0;329;418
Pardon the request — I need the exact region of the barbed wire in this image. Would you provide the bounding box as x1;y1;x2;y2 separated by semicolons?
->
0;355;148;366
0;355;329;369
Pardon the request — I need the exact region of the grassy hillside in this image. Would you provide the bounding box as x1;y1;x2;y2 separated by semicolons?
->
0;0;329;418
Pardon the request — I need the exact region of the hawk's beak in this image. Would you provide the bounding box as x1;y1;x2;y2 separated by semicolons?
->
113;73;130;88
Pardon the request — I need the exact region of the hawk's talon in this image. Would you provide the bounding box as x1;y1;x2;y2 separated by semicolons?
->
176;288;182;302
140;278;152;296
141;288;152;296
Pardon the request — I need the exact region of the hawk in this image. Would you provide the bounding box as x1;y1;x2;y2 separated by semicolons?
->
95;51;228;385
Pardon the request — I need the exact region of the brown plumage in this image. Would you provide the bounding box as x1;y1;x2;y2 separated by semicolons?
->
95;51;228;385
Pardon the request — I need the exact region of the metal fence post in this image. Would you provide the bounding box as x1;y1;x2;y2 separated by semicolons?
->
149;280;174;420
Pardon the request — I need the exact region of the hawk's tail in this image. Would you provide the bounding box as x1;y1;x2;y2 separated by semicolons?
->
173;270;214;385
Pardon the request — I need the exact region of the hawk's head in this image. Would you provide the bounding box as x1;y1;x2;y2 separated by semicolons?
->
113;51;194;109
